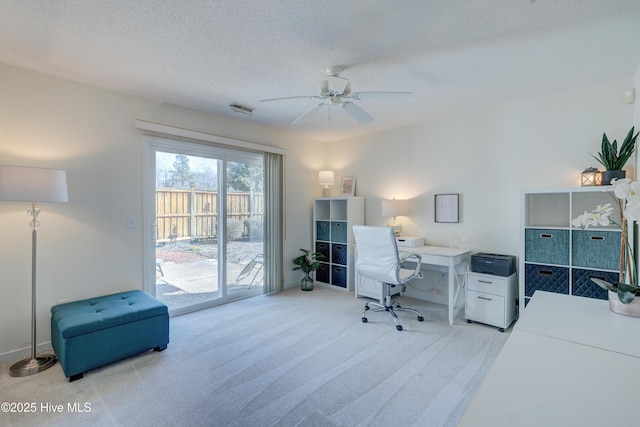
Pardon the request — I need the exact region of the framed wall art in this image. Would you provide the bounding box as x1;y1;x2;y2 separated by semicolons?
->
340;176;356;196
435;193;459;223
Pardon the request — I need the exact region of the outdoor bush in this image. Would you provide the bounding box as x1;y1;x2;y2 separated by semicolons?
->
227;218;244;241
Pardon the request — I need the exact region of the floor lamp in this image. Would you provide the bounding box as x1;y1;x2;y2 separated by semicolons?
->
0;166;68;377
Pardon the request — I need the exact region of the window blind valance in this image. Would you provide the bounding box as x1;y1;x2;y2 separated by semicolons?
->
135;119;287;156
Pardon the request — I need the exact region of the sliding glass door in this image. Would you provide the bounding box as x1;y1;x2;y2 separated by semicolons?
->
145;137;263;314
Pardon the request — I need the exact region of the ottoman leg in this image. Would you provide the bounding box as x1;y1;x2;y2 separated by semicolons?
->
69;373;83;382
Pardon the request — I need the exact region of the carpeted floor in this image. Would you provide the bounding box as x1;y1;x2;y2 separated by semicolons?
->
0;285;509;426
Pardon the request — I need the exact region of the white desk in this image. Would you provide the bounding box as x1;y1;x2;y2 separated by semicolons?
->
458;291;640;426
355;245;470;325
514;290;640;357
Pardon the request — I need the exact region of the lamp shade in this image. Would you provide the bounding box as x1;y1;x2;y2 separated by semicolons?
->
318;170;334;186
381;199;410;217
0;166;68;203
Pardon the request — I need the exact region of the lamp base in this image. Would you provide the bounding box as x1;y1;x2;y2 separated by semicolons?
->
389;224;402;236
322;187;331;197
9;354;57;377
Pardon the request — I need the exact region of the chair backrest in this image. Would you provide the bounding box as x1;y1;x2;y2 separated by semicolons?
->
353;225;402;284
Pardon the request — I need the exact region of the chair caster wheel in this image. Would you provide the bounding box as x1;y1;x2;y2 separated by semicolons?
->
396;304;402;308
364;305;370;311
362;318;368;323
417;316;424;322
466;319;472;324
396;325;403;331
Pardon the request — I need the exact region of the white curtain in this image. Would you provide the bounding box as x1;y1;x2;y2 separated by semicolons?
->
263;152;284;293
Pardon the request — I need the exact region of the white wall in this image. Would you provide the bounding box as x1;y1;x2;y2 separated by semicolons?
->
0;64;323;359
327;79;636;258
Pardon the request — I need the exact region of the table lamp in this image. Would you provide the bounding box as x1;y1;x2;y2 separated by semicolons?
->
0;165;69;377
381;198;410;236
319;171;334;197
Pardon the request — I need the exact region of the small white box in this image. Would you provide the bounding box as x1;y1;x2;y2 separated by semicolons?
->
395;236;424;248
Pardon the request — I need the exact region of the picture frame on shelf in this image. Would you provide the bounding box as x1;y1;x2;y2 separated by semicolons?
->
340;176;356;196
435;193;460;223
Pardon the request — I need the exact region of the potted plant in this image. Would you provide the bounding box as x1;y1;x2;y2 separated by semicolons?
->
292;249;325;291
572;178;640;316
591;127;638;185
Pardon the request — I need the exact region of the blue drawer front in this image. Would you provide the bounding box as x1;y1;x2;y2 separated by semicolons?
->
524;264;569;297
572;230;621;271
315;262;330;284
331;265;347;288
315;242;330;262
572;269;616;300
316;221;330;241
331;221;348;243
525;229;569;265
332;243;348;265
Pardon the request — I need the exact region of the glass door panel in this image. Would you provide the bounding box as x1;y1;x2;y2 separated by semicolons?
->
155;151;221;310
225;160;264;298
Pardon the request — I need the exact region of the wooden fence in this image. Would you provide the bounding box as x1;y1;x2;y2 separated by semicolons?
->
156;188;264;242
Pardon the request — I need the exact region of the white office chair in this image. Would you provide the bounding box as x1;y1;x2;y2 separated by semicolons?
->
353;225;425;331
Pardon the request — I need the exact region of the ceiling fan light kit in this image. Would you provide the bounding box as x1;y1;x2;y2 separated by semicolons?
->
260;66;413;125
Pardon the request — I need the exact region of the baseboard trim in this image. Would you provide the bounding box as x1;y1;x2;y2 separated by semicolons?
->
0;342;54;364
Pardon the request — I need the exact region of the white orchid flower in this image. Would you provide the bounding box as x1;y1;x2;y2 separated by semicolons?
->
572;204;613;228
612;178;632;200
624;201;640;222
627;181;640;204
572;211;588;228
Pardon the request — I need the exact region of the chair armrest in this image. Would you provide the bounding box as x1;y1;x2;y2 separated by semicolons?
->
400;253;423;278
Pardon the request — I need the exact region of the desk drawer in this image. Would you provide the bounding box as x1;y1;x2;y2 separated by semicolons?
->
466;290;505;327
467;273;507;297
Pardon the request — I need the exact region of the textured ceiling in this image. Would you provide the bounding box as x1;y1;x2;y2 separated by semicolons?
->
1;0;639;142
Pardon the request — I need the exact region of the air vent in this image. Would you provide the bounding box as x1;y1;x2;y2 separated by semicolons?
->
229;103;254;116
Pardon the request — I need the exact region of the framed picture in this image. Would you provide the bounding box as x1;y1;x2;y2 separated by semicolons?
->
435;193;460;223
340;176;356;196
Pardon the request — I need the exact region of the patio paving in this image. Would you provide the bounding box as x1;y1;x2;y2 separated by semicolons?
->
155;241;263;310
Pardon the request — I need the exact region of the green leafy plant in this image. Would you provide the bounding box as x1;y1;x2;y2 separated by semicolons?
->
292;249;325;274
591;127;638;171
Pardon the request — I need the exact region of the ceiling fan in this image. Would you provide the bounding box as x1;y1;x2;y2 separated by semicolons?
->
259;66;413;125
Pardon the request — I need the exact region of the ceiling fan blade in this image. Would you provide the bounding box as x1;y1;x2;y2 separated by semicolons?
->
292;103;325;125
260;95;323;102
341;101;374;125
349;91;413;101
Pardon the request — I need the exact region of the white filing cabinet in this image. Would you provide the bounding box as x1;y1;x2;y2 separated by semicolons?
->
465;272;516;332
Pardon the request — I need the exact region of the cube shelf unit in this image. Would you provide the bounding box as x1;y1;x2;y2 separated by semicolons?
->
313;197;365;291
520;186;623;318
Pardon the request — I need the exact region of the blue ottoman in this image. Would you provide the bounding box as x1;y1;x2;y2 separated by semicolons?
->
51;290;169;381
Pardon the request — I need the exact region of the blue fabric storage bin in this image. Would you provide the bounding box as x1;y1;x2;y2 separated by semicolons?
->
332;243;348;265
572;229;621;271
316;221;330;241
572;268;617;300
524;264;569;297
331;221;348;243
331;265;347;288
315;262;330;284
525;228;569;265
315;241;330;262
